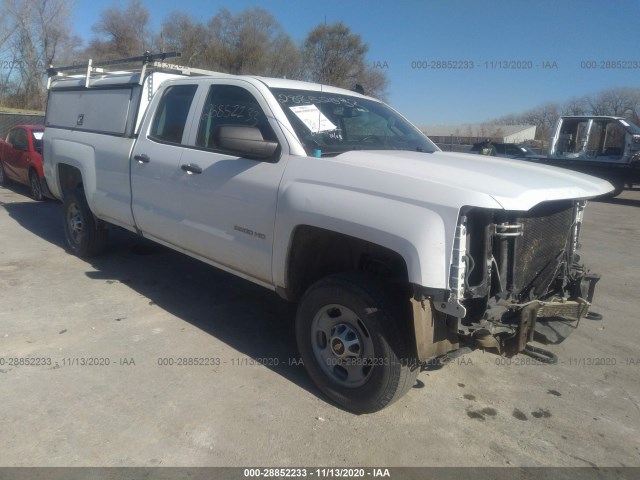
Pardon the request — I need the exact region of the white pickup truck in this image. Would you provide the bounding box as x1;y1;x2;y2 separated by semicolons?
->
43;54;612;413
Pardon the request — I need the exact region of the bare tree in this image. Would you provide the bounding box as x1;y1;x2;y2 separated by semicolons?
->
158;12;211;67
87;0;150;60
206;7;302;78
156;9;385;95
357;67;388;101
561;96;587;116
4;0;78;110
303;22;388;99
0;14;18;100
533;103;559;142
265;34;304;79
588;87;639;118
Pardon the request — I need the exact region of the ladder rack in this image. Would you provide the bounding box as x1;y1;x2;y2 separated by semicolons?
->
47;51;228;89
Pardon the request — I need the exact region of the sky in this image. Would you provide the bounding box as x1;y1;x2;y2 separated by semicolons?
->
71;0;640;126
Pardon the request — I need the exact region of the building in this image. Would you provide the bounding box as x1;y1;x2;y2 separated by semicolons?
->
420;124;537;145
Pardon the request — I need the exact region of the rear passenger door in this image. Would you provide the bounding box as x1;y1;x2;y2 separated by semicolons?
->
131;83;199;246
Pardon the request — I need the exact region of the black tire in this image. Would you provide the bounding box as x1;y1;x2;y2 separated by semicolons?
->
0;161;9;186
610;182;624;198
597;180;624;199
63;188;108;257
29;169;44;201
296;273;418;413
599;179;624;198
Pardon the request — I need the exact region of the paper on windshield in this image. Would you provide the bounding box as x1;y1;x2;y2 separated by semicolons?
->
289;104;337;133
32;132;44;140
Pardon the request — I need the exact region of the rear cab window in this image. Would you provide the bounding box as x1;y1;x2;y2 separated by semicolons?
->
149;84;198;144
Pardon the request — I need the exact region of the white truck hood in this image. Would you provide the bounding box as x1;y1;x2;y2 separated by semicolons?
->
333;150;613;211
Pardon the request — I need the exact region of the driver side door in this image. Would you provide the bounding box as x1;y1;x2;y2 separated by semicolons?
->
177;82;288;284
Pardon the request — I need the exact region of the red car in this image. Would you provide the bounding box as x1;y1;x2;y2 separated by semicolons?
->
0;124;47;200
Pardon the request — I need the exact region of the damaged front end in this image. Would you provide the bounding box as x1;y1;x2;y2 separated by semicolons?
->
412;199;601;362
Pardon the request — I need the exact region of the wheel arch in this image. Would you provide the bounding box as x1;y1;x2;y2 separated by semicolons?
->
277;225;413;302
43;131;97;202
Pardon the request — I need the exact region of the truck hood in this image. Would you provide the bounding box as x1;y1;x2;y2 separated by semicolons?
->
332;150;613;210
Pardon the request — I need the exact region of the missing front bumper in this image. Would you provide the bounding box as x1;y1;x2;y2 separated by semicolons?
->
411;272;603;361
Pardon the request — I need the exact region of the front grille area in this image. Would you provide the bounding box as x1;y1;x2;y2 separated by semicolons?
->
512;201;575;301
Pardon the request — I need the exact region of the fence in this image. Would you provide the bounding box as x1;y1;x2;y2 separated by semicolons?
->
0;112;45;139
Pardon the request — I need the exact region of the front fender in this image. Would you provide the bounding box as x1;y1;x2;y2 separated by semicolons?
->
272;179;460;290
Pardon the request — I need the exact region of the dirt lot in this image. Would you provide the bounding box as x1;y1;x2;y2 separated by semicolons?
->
0;182;639;468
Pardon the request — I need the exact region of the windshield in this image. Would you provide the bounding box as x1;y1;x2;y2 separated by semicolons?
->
271;88;438;156
619;118;640;135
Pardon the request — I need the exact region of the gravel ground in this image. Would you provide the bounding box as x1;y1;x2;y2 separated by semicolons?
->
0;182;639;468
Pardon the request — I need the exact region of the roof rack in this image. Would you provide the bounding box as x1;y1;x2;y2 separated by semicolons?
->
47;51;227;89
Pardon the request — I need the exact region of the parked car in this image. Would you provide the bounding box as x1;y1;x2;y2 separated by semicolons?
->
470;141;538;158
0;124;48;200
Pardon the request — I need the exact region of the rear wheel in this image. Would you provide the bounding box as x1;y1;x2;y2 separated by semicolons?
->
63;188;108;257
0;162;9;186
296;273;418;413
29;170;44;201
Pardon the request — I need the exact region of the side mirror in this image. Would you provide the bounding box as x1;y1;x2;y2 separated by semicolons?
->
216;125;278;160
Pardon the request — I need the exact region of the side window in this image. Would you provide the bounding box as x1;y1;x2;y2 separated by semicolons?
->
14;128;28;148
602;121;625;157
586;122;605;158
574;122;589;154
7;129;17;145
558;121;589;156
196;85;277;151
149;84;198;144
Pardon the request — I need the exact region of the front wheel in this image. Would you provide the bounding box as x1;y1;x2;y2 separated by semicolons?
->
296;273;418;413
63;188;108;257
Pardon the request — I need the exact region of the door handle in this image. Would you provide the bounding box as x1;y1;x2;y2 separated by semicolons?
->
181;163;203;174
134;154;150;164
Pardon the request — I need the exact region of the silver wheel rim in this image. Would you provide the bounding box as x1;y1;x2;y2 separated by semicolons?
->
67;203;83;244
311;304;375;388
